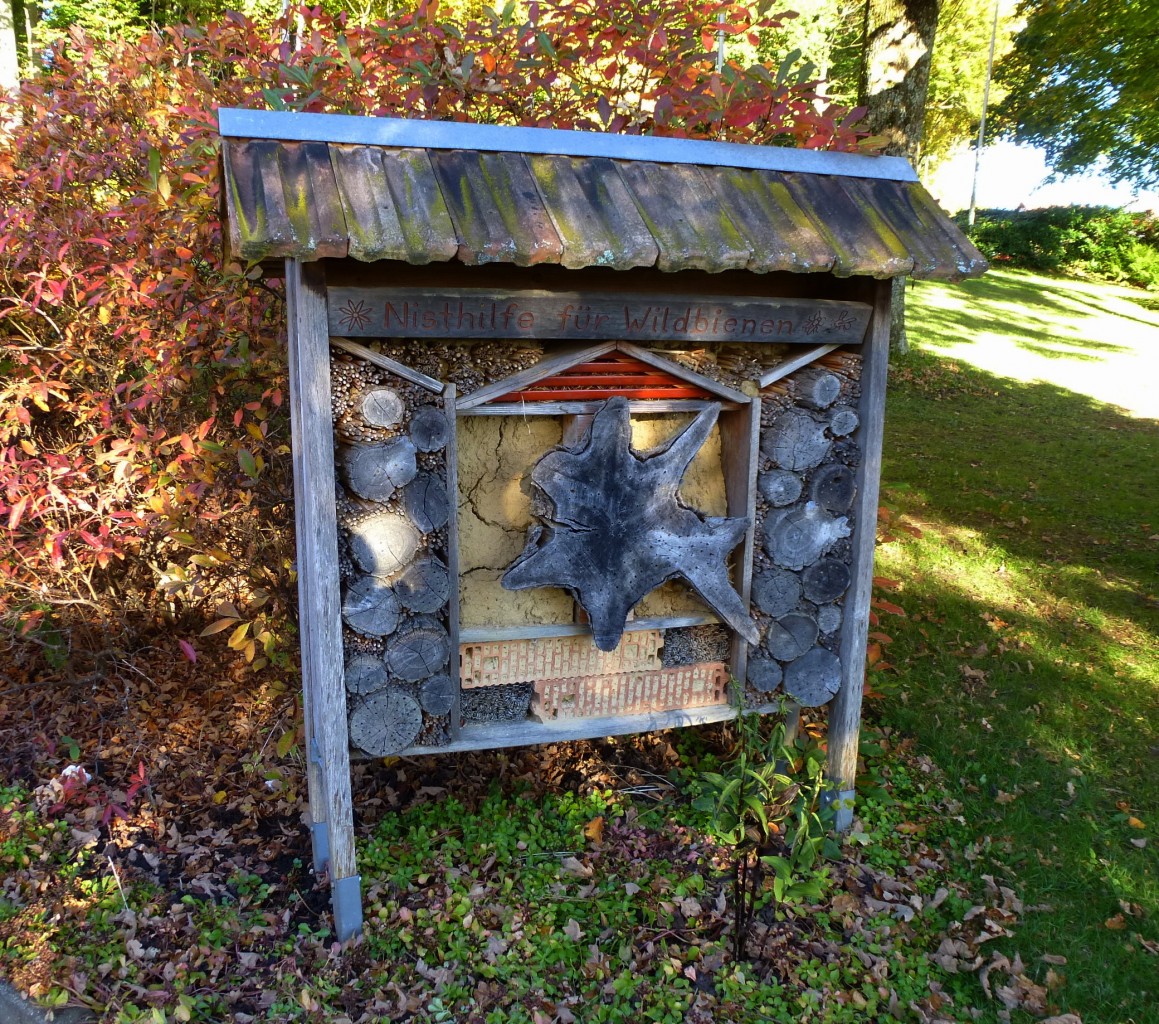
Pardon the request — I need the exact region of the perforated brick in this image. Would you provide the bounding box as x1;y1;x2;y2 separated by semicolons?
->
459;631;663;689
531;662;729;721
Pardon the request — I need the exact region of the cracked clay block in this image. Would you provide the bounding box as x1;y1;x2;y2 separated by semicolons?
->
456;416;574;627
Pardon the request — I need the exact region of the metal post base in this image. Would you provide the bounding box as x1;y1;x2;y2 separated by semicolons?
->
310;821;331;875
332;874;363;942
822;787;856;833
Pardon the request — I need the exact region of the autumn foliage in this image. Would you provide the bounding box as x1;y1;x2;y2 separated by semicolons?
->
0;2;868;672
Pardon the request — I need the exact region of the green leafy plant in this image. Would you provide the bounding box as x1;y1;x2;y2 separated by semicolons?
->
693;708;834;960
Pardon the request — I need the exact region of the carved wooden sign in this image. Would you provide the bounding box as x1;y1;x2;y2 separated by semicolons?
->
328;287;872;345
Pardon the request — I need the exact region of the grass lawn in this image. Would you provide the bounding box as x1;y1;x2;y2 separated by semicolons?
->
876;268;1159;1022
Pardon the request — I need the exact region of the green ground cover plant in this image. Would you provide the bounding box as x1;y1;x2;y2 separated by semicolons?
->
874;269;1159;1021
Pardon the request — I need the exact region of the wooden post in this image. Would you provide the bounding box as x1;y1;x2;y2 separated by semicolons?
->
286;260;362;941
827;278;892;832
719;399;760;689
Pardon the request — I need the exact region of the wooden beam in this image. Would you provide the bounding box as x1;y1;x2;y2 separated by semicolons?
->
443;383;462;741
392;701;739;755
758;343;840;389
286;261;362;940
827;279;891;831
461;399;740;416
330;336;444;394
616;341;752;405
455;341;617;409
719;399;761;690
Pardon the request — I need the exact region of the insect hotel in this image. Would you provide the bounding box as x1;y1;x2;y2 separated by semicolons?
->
218;109;986;937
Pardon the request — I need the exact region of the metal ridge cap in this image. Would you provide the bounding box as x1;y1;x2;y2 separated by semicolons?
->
216;108;919;183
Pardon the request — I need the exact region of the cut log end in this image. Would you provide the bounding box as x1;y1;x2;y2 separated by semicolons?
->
385;622;452;681
765;612;818;662
783;647;841;707
758;469;803;507
394;555;451;613
347;513;421;578
344;653;388;696
809;463;857;513
401;473;450;534
360;387;405;428
420;674;457;716
342;576;401;636
339;437;418;502
349;687;423;756
751;568;802;619
747;656;783;694
409;405;450;452
764;503;850;571
761;409;831;471
794;368;842;410
801;557;851;604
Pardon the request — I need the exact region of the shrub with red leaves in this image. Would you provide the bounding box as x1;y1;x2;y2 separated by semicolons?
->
0;2;869;673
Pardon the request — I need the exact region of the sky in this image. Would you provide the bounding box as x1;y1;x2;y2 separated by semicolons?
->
926;141;1159;214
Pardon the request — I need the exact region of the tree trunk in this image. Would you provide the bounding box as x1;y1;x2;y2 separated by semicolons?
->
0;0;18;93
859;0;941;355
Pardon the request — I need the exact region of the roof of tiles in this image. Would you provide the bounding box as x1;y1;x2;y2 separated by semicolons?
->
218;109;986;281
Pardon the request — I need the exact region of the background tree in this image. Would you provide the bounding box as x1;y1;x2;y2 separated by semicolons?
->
858;0;940;353
996;0;1159;189
920;0;1017;175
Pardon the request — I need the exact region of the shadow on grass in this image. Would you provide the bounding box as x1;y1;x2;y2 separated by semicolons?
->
910;275;1135;361
875;347;1159;1021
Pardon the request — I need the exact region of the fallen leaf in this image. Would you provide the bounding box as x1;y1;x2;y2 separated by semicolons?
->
623;882;641;896
1131;837;1147;849
583;816;605;843
1127;816;1146;829
1104;913;1127;930
559;856;593;878
563;918;584;941
995;790;1017;805
1041;954;1067;965
1042;1016;1083;1024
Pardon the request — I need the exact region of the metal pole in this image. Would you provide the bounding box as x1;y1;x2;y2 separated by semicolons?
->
968;0;1001;228
716;11;726;74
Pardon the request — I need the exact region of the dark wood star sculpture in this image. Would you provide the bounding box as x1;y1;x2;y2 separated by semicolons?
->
502;396;759;652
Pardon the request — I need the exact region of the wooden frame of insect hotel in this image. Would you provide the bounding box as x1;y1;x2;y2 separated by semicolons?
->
218;108;987;938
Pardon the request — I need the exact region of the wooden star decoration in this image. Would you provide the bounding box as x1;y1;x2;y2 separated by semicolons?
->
502;396;759;652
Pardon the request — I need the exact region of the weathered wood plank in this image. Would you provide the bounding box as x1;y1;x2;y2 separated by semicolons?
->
326;285;873;345
455;342;616;409
617;342;752;405
828;277;891;830
285;259;361;940
462;399;741;416
719;399;761;691
329;337;444;394
394;701;739;755
759;344;840;389
443;384;462;740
